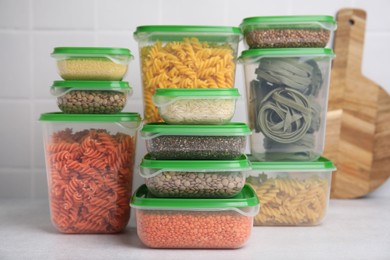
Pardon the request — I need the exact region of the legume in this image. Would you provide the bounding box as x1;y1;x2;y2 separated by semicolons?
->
145;171;246;198
57;90;127;114
136;209;253;248
146;135;246;160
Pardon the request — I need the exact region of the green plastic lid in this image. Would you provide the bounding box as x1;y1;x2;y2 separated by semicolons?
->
51;47;132;56
239;48;335;63
39;112;141;123
240;15;337;30
249;156;336;171
50;81;132;96
141;122;251;139
130;184;260;215
140;154;251;177
154;88;240;97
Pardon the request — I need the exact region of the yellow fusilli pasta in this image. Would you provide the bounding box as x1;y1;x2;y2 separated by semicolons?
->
140;37;236;122
248;176;329;225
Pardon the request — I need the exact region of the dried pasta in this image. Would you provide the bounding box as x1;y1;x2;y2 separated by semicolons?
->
140;38;235;122
247;175;329;225
45;128;136;233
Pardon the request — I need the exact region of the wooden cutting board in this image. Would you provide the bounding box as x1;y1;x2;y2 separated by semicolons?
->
324;8;390;198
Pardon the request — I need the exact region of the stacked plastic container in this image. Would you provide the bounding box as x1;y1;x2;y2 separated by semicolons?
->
39;47;141;233
239;16;337;225
131;26;260;248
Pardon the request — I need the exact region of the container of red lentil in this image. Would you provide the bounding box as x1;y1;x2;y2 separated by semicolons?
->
130;184;260;249
140;154;251;198
240;16;337;49
51;47;133;80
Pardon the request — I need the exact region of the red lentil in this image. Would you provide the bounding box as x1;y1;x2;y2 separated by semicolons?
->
136;209;253;248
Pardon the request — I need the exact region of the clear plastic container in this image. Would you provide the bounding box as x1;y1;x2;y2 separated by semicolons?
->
140;154;251;198
141;122;250;160
130;184;259;248
247;156;335;226
39;112;141;233
51;81;132;114
239;48;335;161
51;47;132;80
133;25;241;123
153;88;240;124
240;15;337;49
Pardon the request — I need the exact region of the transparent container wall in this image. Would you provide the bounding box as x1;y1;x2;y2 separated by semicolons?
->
136;34;240;123
55;55;129;80
41;121;138;233
144;171;246;198
247;170;332;226
145;135;247;160
243;23;334;49
136;209;253;248
158;98;237;125
56;89;129;114
243;55;332;161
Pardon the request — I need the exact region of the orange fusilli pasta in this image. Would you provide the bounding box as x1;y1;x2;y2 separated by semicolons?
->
140;37;236;122
45;128;136;233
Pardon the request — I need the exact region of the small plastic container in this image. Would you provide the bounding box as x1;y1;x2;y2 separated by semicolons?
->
51;47;132;80
141;122;250;160
153;88;240;124
50;81;132;114
39;112;141;233
239;48;335;161
130;184;259;248
240;15;337;49
134;25;241;123
140;154;251;198
247;156;335;226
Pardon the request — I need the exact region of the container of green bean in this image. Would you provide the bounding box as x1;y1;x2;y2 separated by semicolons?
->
239;48;335;161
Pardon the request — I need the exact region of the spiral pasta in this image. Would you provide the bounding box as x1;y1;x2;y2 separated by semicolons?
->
140;38;236;122
247;175;329;225
45;128;136;233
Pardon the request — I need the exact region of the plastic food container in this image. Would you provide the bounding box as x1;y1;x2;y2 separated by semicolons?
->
141;122;250;160
247;156;335;226
51;47;132;80
50;81;132;114
130;184;259;248
153;88;239;124
39;112;141;233
134;25;241;123
239;48;335;161
240;15;337;49
140;154;251;198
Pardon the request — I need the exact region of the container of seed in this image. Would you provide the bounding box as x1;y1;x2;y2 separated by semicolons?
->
239;48;335;161
141;122;250;160
140;154;251;198
51;47;132;80
130;184;259;248
246;156;335;226
153;88;240;124
240;15;337;49
134;25;241;123
51;80;132;114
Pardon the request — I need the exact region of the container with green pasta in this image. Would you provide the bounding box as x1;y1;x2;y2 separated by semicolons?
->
239;48;335;161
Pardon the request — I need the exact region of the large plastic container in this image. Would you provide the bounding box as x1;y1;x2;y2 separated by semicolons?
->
130;184;259;248
247;156;335;226
51;47;132;80
240;15;337;49
140;154;251;198
239;48;335;161
141;122;250;160
153;88;240;124
39;112;141;233
133;25;241;123
51;81;132;114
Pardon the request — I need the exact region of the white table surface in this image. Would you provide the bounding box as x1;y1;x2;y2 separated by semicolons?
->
0;196;389;260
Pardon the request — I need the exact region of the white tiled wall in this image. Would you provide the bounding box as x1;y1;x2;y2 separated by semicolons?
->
1;0;390;202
